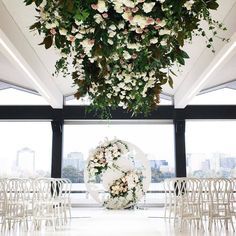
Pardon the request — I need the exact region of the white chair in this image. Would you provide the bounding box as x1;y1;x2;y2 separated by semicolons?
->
200;178;213;220
1;178;28;231
208;178;234;231
229;178;236;218
0;178;6;225
178;178;204;231
163;178;175;221
170;177;187;224
31;178;58;231
53;178;72;225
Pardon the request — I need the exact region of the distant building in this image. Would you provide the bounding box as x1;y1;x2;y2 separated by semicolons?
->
63;152;84;171
149;160;168;170
220;157;236;169
160;165;169;173
16;147;35;172
149;160;158;169
210;153;225;171
201;159;210;171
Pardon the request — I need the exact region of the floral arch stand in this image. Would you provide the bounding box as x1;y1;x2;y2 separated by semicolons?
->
84;139;151;209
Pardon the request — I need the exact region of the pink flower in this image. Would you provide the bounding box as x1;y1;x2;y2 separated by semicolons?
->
128;15;133;21
69;35;75;42
91;4;98;10
50;28;56;35
146;17;154;25
89;39;95;45
102;13;108;18
132;7;139;13
154;25;161;30
156;18;161;23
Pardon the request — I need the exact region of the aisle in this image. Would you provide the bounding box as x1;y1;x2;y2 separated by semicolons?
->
2;208;236;236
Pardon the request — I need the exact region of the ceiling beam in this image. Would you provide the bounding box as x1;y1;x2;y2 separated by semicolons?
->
0;0;63;108
174;2;236;108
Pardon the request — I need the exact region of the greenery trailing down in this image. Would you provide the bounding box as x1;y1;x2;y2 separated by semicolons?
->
24;0;227;117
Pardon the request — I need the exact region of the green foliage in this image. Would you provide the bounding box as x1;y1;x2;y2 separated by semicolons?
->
39;35;53;49
62;165;80;183
24;0;226;117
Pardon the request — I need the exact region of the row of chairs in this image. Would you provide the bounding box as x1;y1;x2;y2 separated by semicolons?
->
163;178;236;231
0;177;72;231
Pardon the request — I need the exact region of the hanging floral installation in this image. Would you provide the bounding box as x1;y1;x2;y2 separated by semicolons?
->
24;0;226;116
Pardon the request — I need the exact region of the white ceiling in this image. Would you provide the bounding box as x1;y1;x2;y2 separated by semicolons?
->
0;50;32;89
0;0;236;108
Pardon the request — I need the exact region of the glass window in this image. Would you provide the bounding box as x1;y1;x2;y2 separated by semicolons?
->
63;122;175;205
0;88;49;105
189;88;236;105
0;122;52;177
186;120;236;178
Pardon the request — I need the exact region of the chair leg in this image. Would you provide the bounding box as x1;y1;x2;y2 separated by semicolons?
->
230;218;235;231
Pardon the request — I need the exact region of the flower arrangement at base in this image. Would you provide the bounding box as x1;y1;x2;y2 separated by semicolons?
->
85;138;150;209
24;0;226;116
104;171;144;209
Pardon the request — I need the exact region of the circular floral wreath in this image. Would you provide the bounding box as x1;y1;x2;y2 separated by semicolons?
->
24;0;226;116
85;139;148;209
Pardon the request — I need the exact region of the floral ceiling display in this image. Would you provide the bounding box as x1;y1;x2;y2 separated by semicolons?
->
84;139;151;209
24;0;225;116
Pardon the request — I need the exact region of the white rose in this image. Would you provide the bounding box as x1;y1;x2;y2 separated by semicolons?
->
160;40;167;46
127;43;141;51
122;11;132;21
107;93;112;98
113;53;119;61
118;23;125;29
75;33;83;39
40;12;48;20
38;0;47;8
184;0;195;10
150;38;158;44
45;22;57;29
132;15;147;29
89;28;95;33
94;14;104;24
108;39;114;45
122;0;135;8
142;2;155;13
114;2;124;13
158;19;166;27
159;29;171;35
123;51;132;60
97;0;108;13
108;31;116;37
124;75;132;83
118;82;126;88
59;28;67;35
75;20;83;26
109;25;116;31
